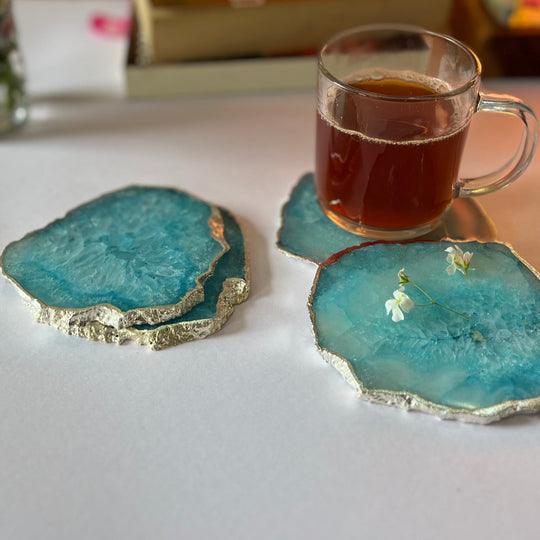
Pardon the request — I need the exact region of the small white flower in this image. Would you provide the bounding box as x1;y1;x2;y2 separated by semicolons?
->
398;268;410;286
385;289;415;322
445;244;473;276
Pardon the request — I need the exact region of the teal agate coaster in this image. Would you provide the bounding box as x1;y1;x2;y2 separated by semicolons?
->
309;240;540;423
0;186;230;331
67;209;250;350
277;173;496;264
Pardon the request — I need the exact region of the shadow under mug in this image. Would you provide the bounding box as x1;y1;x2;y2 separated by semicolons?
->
315;24;538;240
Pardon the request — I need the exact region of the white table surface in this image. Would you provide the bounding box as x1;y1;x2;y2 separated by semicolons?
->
2;2;540;539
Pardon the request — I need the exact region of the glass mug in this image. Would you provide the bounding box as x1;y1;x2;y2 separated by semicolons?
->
316;25;538;239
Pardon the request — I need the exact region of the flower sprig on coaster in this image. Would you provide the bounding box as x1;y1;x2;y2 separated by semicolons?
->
445;244;473;276
385;245;473;323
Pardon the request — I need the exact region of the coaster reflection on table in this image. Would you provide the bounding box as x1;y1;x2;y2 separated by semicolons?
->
277;173;497;264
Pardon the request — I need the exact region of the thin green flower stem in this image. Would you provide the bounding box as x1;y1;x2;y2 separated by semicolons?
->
408;280;470;320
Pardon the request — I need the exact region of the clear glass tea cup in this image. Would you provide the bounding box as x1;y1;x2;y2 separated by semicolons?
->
316;24;538;239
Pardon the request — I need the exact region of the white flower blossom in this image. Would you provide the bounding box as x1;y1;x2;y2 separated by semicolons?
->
445;244;473;276
398;268;409;286
385;289;414;322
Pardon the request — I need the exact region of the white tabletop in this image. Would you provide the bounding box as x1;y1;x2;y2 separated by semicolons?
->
2;2;540;539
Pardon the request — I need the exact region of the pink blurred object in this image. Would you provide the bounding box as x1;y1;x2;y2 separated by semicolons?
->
90;13;131;38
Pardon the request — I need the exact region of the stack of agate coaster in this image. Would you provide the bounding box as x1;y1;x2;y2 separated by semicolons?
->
0;186;249;350
278;174;540;423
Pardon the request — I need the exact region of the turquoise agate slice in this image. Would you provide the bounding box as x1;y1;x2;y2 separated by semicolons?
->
51;208;250;349
277;173;365;263
310;241;540;423
0;186;228;328
277;173;496;264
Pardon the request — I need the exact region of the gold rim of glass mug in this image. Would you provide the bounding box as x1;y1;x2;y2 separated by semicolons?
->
317;24;539;240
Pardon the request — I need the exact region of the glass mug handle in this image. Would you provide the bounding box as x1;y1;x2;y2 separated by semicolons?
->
456;92;538;198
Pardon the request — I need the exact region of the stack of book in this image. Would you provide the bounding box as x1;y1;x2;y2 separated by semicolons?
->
126;0;452;97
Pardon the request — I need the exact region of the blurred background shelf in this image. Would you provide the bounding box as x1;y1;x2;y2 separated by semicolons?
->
127;0;540;98
12;0;540;100
127;0;453;97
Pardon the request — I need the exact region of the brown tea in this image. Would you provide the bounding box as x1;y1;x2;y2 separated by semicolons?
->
316;77;469;231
